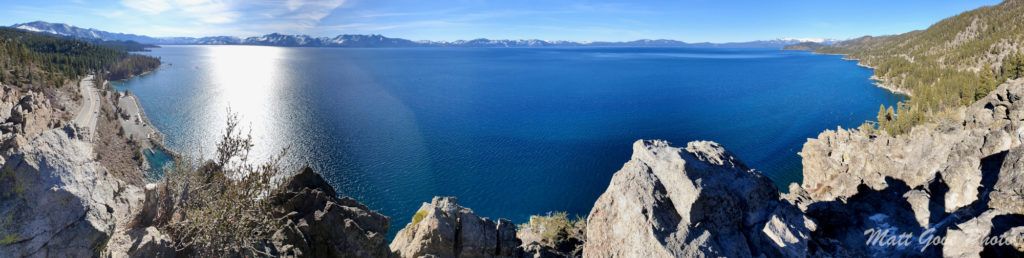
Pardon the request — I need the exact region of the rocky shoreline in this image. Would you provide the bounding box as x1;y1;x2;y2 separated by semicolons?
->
834;54;915;97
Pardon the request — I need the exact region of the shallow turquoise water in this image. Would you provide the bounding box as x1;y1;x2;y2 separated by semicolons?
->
142;148;173;181
114;46;904;238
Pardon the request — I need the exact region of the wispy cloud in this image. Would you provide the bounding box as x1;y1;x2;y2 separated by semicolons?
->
121;0;172;14
100;0;351;36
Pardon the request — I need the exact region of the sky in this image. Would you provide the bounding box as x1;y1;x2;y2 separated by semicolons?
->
0;0;1004;42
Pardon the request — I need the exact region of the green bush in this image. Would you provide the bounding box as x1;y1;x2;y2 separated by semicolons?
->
411;209;428;227
518;211;586;254
1003;53;1024;80
0;232;19;245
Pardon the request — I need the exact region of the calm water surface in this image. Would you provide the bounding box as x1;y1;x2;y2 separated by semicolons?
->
115;46;904;238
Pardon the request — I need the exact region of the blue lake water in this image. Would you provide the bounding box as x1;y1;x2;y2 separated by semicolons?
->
143;148;174;181
114;45;904;238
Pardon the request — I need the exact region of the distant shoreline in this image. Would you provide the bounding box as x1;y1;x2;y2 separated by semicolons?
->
817;52;914;97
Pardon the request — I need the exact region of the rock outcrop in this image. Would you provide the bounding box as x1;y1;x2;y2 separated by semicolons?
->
390;196;521;258
795;78;1024;256
584;140;816;257
267;167;393;257
109;166;394;257
0;124;143;257
0;86;64;160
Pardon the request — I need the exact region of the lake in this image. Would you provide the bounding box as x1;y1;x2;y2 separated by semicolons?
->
114;45;903;238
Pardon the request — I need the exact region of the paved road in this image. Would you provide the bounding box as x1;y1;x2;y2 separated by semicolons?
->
72;75;99;141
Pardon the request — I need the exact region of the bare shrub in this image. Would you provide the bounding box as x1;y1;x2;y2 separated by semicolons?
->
518;212;586;256
160;109;292;256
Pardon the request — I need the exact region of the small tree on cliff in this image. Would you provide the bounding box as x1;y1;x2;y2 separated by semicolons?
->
162;109;292;256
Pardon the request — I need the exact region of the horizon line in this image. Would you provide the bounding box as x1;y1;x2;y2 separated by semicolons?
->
11;20;852;45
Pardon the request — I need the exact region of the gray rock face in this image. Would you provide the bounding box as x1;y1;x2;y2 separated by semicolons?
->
0;87;62;158
583;140;813;257
267;167;392;257
390;196;521;258
992;146;1024;215
795;78;1024;256
0;124;143;257
103;226;175;258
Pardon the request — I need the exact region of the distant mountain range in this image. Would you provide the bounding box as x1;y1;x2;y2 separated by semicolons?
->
11;21;839;48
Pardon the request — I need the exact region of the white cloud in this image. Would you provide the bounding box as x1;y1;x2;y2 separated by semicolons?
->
282;0;345;22
181;1;240;24
286;0;305;11
106;0;349;36
122;0;172;14
174;0;212;5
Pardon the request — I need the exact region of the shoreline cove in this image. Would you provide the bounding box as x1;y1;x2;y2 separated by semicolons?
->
818;52;915;97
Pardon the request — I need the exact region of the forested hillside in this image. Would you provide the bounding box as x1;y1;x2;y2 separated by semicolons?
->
0;27;159;90
818;0;1024;134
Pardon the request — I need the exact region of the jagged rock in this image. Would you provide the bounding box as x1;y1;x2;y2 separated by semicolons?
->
584;140;809;257
496;219;521;256
992;146;1024;214
781;183;814;211
103;226;174;258
795;79;1024;256
0;124;143;257
519;242;564;258
459;210;499;256
0;102;13;123
944;210;1001;258
390;198;458;257
800;80;1024;209
268;166;392;258
0;89;60;158
390;196;520;258
1003;227;1024;253
903;190;932;228
758;203;817;258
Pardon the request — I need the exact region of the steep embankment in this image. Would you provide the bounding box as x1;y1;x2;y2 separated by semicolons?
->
0;124;144;256
817;0;1024;134
0;27;161;256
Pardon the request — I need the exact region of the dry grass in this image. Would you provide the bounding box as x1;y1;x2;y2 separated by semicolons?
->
94;91;144;186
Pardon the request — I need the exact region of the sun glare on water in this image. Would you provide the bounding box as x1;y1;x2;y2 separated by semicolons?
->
202;45;288;160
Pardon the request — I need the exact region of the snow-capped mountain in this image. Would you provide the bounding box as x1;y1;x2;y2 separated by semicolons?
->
10;21;190;44
9;21;840;49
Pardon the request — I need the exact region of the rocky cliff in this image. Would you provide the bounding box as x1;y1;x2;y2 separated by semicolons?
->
0;85;67;162
0;124;143;257
389;197;521;258
791;78;1024;256
583;140;815;257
